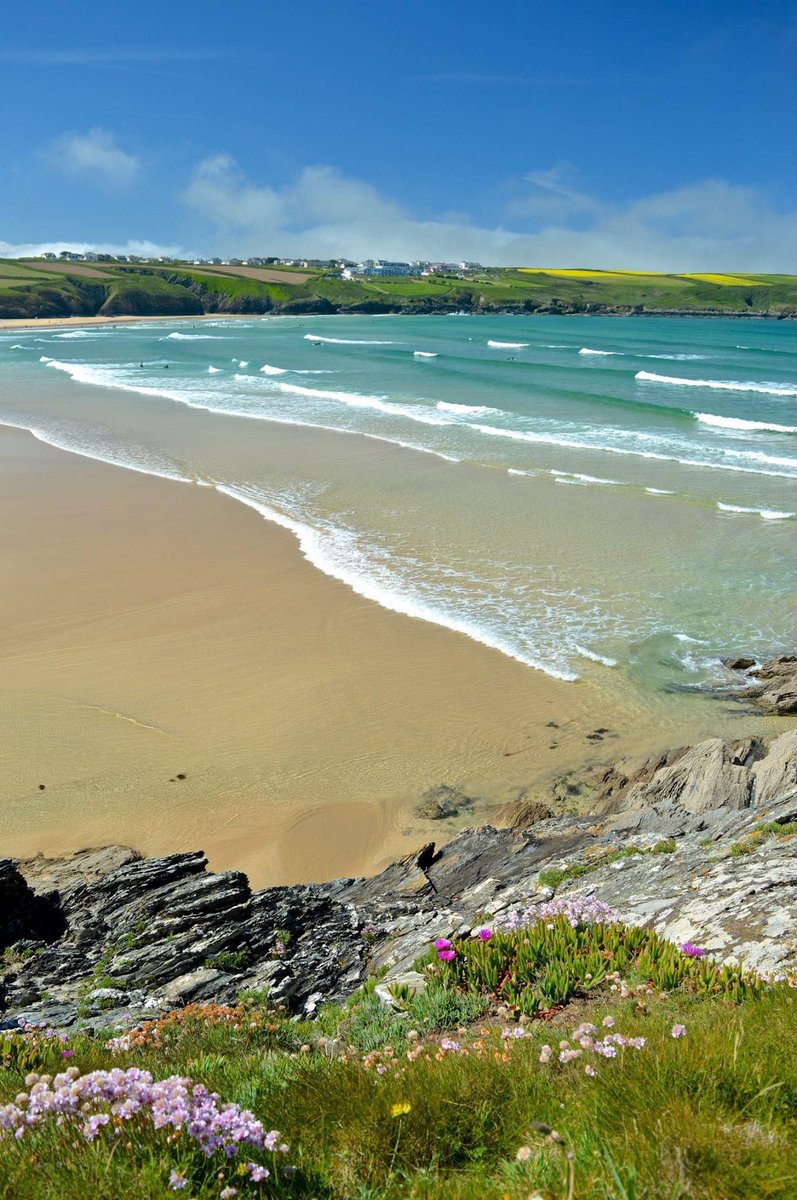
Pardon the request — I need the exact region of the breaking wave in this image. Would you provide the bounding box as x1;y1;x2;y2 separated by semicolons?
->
717;502;794;520
487;340;528;349
636;371;797;397
695;412;797;434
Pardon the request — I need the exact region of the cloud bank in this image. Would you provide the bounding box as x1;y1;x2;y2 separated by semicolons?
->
183;155;795;271
45;128;140;189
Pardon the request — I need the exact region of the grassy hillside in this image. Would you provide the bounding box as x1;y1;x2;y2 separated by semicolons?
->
1;910;794;1199
0;258;794;320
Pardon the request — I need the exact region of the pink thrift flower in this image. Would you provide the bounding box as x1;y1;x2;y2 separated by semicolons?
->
169;1171;187;1191
671;1024;687;1038
585;1064;597;1077
602;1015;615;1028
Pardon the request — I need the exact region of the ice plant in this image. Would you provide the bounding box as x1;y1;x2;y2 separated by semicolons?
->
680;943;707;957
477;928;493;941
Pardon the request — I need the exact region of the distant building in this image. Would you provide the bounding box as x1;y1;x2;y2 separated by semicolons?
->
349;259;420;277
246;257;266;266
41;252;57;260
458;261;481;270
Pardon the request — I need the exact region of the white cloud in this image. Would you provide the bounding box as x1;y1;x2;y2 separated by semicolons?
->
183;155;795;272
46;128;140;189
0;238;187;259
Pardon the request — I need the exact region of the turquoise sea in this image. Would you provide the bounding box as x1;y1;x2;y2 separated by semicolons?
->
2;313;795;693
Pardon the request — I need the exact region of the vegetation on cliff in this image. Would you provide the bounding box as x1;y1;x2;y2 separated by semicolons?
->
1;258;795;320
1;906;794;1200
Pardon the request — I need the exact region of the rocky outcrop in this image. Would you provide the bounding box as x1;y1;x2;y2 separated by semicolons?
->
1;730;794;1031
740;656;797;715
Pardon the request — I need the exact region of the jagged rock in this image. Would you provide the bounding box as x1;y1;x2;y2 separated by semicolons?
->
417;784;475;820
2;727;795;1029
735;656;797;715
616;738;753;814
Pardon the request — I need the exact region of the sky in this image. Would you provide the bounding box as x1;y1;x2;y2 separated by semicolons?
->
1;1;795;270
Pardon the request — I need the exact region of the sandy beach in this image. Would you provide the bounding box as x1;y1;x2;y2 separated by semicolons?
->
0;313;256;331
0;425;613;886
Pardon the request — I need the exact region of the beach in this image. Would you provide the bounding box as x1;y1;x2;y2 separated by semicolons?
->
1;311;792;887
0;424;603;886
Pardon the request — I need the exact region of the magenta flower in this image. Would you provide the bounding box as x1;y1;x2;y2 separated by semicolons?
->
434;938;452;950
477;928;493;941
437;948;457;962
680;943;706;958
61;1049;75;1059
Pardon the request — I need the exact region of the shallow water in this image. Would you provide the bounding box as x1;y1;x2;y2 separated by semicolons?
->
2;313;795;696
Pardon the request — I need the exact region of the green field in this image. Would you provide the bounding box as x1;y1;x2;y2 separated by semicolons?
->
0;257;794;320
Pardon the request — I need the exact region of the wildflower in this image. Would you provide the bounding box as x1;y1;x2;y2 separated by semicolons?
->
391;1102;412;1117
584;1064;597;1077
438;948;457;962
671;1024;687;1038
515;1145;533;1162
61;1049;75;1059
169;1171;188;1190
539;1044;553;1063
219;1189;237;1199
246;1163;270;1182
602;1015;615;1028
434;938;452;950
477;928;493;941
680;943;706;957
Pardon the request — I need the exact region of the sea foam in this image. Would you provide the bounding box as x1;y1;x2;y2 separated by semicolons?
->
487;340;528;349
695;413;797;434
303;334;397;345
717;502;794;520
636;371;797;397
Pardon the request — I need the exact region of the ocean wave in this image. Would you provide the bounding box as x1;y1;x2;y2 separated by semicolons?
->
645;487;675;495
551;470;623;486
265;379;451;427
54;329;102;339
238;360;249;368
436;401;499;416
165;332;221;340
413;350;438;358
717;502;795;520
0;417;189;484
695;412;797;434
303;334;397;345
214;483;578;681
260;363;288;374
467;422;795;479
642;353;709;361
636;371;797;397
207;365;221;373
579;347;619;357
487;340;529;349
574;643;619;667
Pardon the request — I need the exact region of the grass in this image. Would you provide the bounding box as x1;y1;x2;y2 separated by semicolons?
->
1;910;794;1200
0;259;794;319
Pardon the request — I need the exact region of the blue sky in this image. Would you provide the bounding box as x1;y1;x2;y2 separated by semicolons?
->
2;1;795;269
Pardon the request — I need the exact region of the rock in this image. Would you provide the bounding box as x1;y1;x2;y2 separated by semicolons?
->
726;655;797;715
616;738;753;815
1;726;795;1029
417;784;475;820
374;971;428;1008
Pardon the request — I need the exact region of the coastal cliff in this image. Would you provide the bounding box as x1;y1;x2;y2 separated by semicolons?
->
2;664;794;1031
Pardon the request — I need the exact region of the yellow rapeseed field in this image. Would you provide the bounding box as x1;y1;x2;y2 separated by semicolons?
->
681;273;764;286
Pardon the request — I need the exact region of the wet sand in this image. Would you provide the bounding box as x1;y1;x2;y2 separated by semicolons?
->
0;424;772;887
0;313;259;331
0;426;606;886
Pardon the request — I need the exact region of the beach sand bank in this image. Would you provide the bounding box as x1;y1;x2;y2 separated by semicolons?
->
0;313;256;331
0;424;771;887
1;425;605;886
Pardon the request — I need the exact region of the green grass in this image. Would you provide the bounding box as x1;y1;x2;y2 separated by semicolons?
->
1;987;793;1200
1;909;794;1200
0;258;794;319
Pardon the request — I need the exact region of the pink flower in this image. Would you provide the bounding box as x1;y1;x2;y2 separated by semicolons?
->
680;943;706;958
61;1049;75;1059
169;1171;187;1191
602;1016;615;1028
671;1024;687;1038
437;948;457;962
434;938;452;950
477;928;493;941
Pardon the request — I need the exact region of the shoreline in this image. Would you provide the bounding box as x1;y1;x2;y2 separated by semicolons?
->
0;415;785;889
1;308;793;333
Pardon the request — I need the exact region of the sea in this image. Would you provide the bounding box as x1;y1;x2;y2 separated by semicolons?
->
2;312;795;702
